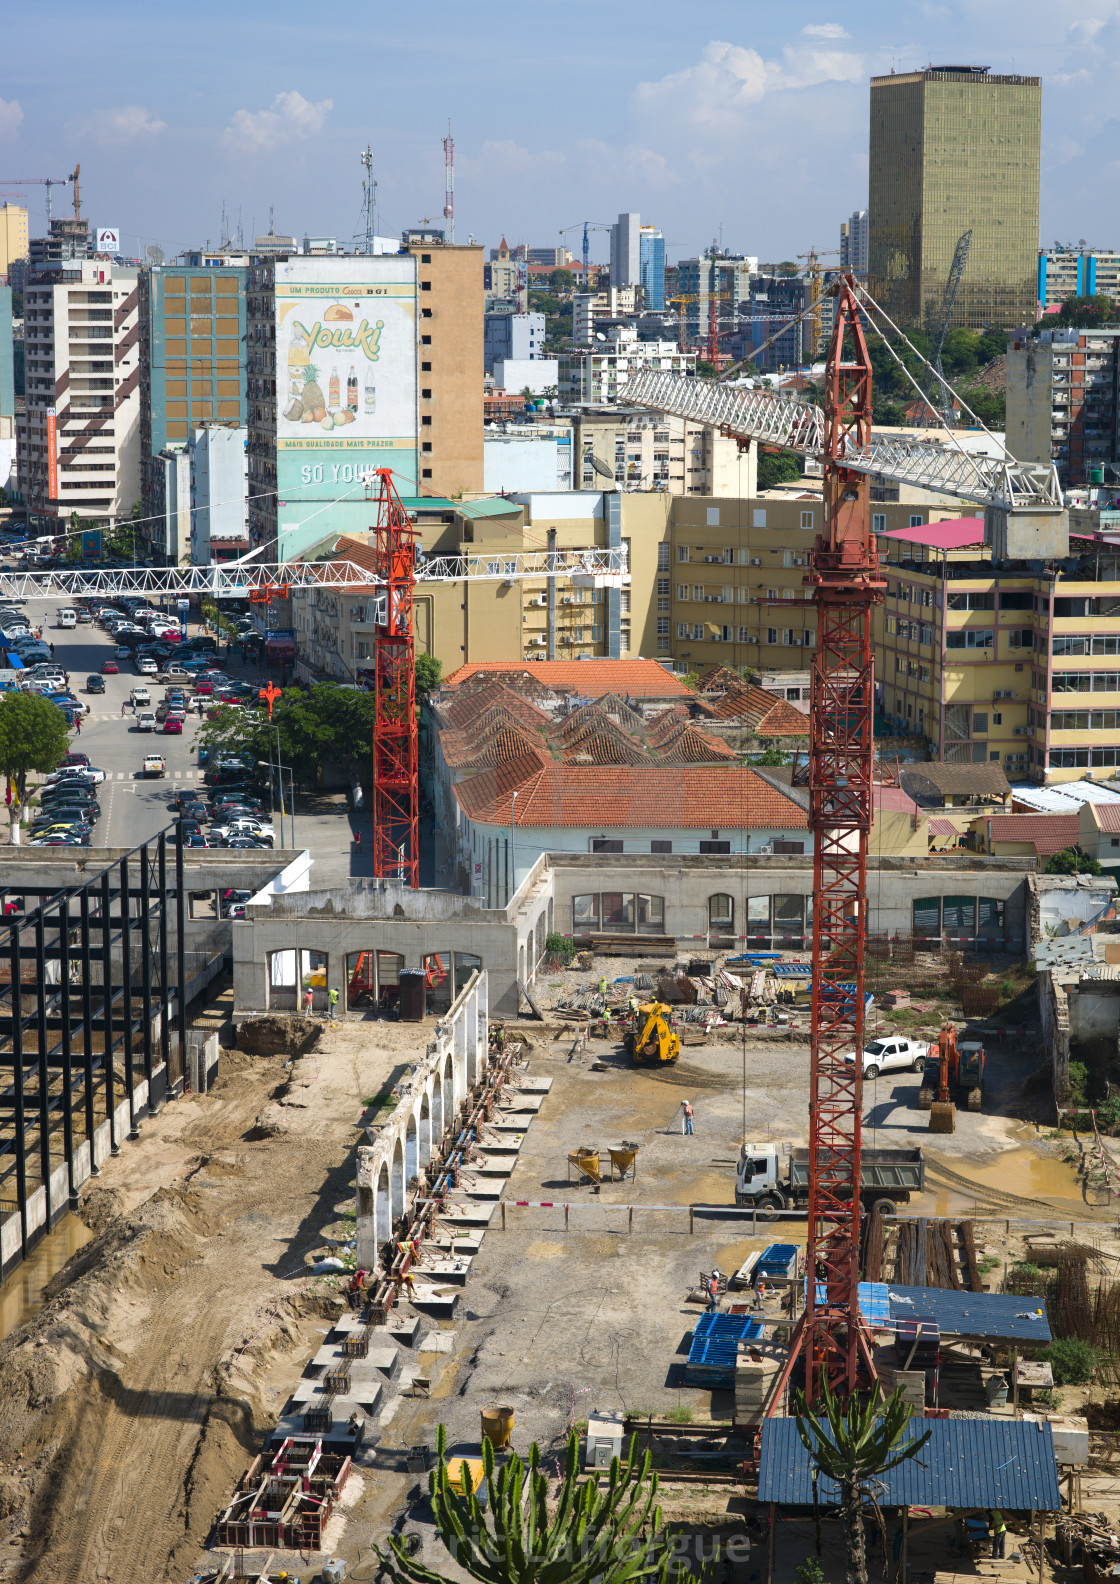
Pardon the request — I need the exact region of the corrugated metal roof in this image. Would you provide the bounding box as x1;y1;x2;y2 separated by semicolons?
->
1012;783;1120;813
758;1418;1061;1511
454;497;524;519
887;1283;1051;1342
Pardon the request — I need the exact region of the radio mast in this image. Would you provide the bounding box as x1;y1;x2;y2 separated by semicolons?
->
442;123;454;244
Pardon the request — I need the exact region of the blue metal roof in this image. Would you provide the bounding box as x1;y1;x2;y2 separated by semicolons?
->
807;1281;892;1323
887;1284;1051;1343
759;1418;1061;1512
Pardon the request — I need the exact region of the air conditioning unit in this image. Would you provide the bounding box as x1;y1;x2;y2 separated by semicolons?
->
531;634;547;645
993;689;1014;700
750;557;761;566
534;594;547;607
561;595;573;605
1014;726;1030;736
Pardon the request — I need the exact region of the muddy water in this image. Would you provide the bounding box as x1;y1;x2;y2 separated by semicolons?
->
916;1145;1092;1218
0;1214;93;1342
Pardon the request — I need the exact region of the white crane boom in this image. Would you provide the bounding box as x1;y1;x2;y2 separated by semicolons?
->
623;369;1063;516
0;548;628;602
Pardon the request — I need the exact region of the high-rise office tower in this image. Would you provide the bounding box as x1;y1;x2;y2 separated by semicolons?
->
868;66;1041;330
640;226;666;309
839;210;868;275
610;213;641;290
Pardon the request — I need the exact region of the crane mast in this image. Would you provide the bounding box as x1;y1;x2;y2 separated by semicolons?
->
370;469;420;888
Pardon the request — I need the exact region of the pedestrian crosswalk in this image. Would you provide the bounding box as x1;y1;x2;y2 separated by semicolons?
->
105;769;205;780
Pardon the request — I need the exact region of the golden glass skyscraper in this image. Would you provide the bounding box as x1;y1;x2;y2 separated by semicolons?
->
868;67;1041;331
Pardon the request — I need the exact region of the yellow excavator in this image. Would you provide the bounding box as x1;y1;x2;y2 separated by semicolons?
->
624;1002;681;1066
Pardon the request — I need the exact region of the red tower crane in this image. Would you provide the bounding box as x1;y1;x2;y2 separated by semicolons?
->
369;468;419;887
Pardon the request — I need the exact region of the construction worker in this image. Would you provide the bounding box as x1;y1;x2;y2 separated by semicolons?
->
598;975;607;997
346;1268;366;1309
328;985;339;1023
629;994;640;1020
990;1511;1006;1559
682;1100;694;1136
303;985;314;1017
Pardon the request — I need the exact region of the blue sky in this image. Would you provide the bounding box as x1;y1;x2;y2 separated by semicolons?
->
2;0;1117;263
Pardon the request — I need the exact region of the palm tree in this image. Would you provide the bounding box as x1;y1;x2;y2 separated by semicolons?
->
793;1379;931;1584
376;1423;699;1584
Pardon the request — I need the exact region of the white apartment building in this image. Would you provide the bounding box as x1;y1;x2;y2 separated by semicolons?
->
149;446;191;564
190;424;248;564
18;259;140;531
840;211;869;275
570;409;756;497
559;327;694;404
573;288;638;345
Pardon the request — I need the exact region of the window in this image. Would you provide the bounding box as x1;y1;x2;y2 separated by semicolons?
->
651;840;672;854
421;361;431;372
766;628;778;645
592;839;623;853
657;618;670;637
573;894;598;931
693;585;704;601
692;624;704;640
1054;634;1120;656
657;543;670;570
1051;709;1120;731
420;281;432;291
800;510;814;530
946;629;993;649
909;514;924;527
591;625;603;642
913;896;940;939
677;584;689;600
422;468;432;479
992;712;1002;726
700;840;731;854
571;626;584;643
972;713;987;734
872;513;886;532
999;590;1033;610
782;628;797;646
1052;671;1120;692
1008;629;1035;649
737;626;751;642
678;546;689;562
677;623;689;639
708;894;734;942
943;895;976;940
947;591;994;611
772;893;805;943
657;578;670;596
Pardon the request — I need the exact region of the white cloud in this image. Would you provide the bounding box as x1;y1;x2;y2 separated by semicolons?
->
802;23;850;38
0;99;23;139
79;105;167;145
634;37;865;132
223;91;332;154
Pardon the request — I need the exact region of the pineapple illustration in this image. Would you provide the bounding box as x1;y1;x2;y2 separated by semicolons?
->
300;362;325;420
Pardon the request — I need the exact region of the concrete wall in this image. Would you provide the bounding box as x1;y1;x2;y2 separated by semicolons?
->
1039;969;1072;1096
232;852;1034;1020
355;970;488;1263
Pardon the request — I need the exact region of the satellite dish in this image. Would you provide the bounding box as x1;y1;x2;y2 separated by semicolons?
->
146;244;165;264
590;456;615;481
595;331;606;342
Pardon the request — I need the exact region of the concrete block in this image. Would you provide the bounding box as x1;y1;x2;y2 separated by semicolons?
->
488;1114;537;1133
986;504;1069;562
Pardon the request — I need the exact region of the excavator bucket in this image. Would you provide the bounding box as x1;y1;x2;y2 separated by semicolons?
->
929;1100;956;1133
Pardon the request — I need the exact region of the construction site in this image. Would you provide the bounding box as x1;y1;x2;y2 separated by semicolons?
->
3;277;1119;1584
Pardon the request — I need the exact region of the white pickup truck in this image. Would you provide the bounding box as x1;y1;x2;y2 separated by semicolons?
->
841;1036;927;1079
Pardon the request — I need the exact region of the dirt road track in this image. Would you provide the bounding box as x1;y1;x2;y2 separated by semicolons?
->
0;1016;412;1583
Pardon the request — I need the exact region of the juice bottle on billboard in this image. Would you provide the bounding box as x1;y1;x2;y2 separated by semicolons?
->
347;365;358;412
328;366;340;408
364;373;376;413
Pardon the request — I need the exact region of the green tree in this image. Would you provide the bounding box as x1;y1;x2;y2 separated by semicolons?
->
794;1379;931;1584
976;326;1008;364
1041;293;1116;331
376;1426;696;1584
695;360;718;378
958;385;1005;427
757;449;801;490
940;327;980;379
549;268;577;295
682;670;700;691
199;681;381;791
415;653;443;697
0;692;72;844
1045;846;1102;876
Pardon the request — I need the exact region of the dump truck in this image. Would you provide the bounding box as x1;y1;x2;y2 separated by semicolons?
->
917;1023;985;1116
623;1002;680;1066
735;1143;925;1211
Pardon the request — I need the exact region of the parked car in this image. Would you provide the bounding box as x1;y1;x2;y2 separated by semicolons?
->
842;1037;928;1079
85;674;105;694
186;834;211;848
102;659;119;674
220;889;252;917
137;657;158;676
61;752;90;769
212;817;275;845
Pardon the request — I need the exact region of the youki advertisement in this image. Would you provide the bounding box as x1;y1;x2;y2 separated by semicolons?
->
274;258;417;555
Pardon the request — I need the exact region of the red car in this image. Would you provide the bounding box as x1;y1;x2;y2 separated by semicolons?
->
163;717;183;734
62;751;90;768
194;678;214;696
102;659;119;674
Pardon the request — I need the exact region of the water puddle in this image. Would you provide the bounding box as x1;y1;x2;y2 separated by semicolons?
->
0;1214;94;1342
967;1147;1086;1205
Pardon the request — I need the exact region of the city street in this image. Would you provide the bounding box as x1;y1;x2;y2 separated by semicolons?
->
19;613;210;850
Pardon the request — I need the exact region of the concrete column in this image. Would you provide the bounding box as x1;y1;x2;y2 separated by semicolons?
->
355;1145;378;1269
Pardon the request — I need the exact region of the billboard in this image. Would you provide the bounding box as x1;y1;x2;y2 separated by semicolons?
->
274;257;417;558
46;410;57;504
96;228;120;253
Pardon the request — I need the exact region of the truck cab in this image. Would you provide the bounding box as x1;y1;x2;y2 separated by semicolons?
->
736;1145;782;1207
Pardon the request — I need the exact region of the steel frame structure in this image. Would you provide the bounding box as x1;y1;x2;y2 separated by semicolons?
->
622;368;1063;512
0;828;189;1274
369;469;419;888
0;547;628;603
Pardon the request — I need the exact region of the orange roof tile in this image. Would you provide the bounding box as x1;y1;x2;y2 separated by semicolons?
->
439;683;553;734
1092;803;1120;834
453;762;808;830
441;722;547;769
986;813;1080;856
443;660;689;699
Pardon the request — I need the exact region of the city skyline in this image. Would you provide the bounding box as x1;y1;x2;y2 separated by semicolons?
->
2;0;1116;265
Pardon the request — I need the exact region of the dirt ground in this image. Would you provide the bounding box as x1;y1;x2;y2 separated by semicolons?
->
1;980;1119;1581
0;1004;425;1584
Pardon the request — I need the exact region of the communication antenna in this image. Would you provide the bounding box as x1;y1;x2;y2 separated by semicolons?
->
355;145;378;255
145;244;165;265
443;122;454;244
220;199;229;248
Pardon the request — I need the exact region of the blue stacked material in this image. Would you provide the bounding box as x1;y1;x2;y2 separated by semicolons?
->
684;1312;764;1387
771;964;812;977
757;1244;799;1280
727;953;782;963
759;1418;1061;1512
886;1284;1051;1343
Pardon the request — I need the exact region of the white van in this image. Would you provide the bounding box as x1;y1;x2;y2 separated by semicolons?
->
130;686;152;708
57;608;77;629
